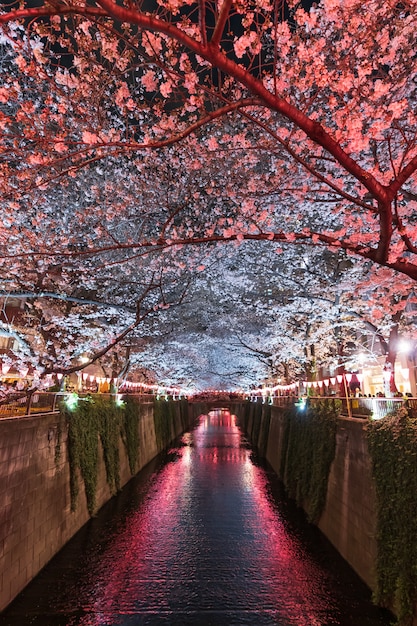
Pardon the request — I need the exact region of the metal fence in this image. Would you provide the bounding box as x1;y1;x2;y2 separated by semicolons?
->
251;394;416;420
1;391;416;420
0;391;157;418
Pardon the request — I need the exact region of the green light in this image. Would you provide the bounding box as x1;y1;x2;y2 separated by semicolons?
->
115;394;125;407
65;392;79;410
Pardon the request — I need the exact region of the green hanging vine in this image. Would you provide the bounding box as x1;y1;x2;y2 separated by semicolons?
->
63;395;141;515
153;399;174;449
279;399;340;523
96;397;121;495
65;397;100;515
257;403;271;457
251;400;264;446
54;413;65;467
122;397;141;475
366;407;417;625
178;398;189;431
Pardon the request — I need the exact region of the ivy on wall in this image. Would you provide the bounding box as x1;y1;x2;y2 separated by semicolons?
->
54;413;65;467
95;397;122;495
65;398;100;515
153;399;175;449
257;403;271;457
251;400;263;447
279;399;340;523
179;398;190;431
62;396;140;516
122;397;141;475
366;407;417;625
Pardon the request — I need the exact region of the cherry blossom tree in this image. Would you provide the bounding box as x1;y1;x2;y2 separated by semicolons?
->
1;0;416;275
1;0;417;390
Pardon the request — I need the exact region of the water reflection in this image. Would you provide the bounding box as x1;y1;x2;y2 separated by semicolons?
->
0;410;394;626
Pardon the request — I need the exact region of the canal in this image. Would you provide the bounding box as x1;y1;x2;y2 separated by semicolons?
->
0;409;394;626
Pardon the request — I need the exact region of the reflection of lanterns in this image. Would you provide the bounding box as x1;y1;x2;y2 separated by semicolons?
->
1;363;11;375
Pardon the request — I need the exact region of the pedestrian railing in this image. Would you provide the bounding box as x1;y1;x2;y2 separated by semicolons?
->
250;394;415;420
1;391;415;420
0;391;59;417
0;391;157;418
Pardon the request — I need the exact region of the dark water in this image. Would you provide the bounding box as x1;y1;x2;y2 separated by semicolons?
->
0;410;394;626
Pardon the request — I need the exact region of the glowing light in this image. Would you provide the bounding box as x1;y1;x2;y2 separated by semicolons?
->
296;397;307;410
65;393;78;410
1;363;11;375
336;375;343;383
115;394;125;407
345;373;353;383
398;339;413;353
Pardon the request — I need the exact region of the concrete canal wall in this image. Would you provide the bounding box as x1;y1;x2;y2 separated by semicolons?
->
0;399;194;612
238;402;378;590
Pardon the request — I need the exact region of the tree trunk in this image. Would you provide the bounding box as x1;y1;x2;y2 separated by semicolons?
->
385;325;399;395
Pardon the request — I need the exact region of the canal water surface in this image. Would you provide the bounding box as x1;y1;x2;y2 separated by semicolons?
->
0;409;394;626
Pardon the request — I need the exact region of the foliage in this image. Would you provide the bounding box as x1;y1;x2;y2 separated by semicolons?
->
257;403;272;457
95;396;122;494
250;400;264;448
122;397;141;474
64;395;135;515
366;408;417;624
64;397;100;515
54;414;64;467
153;399;174;449
178;397;190;431
280;399;340;523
